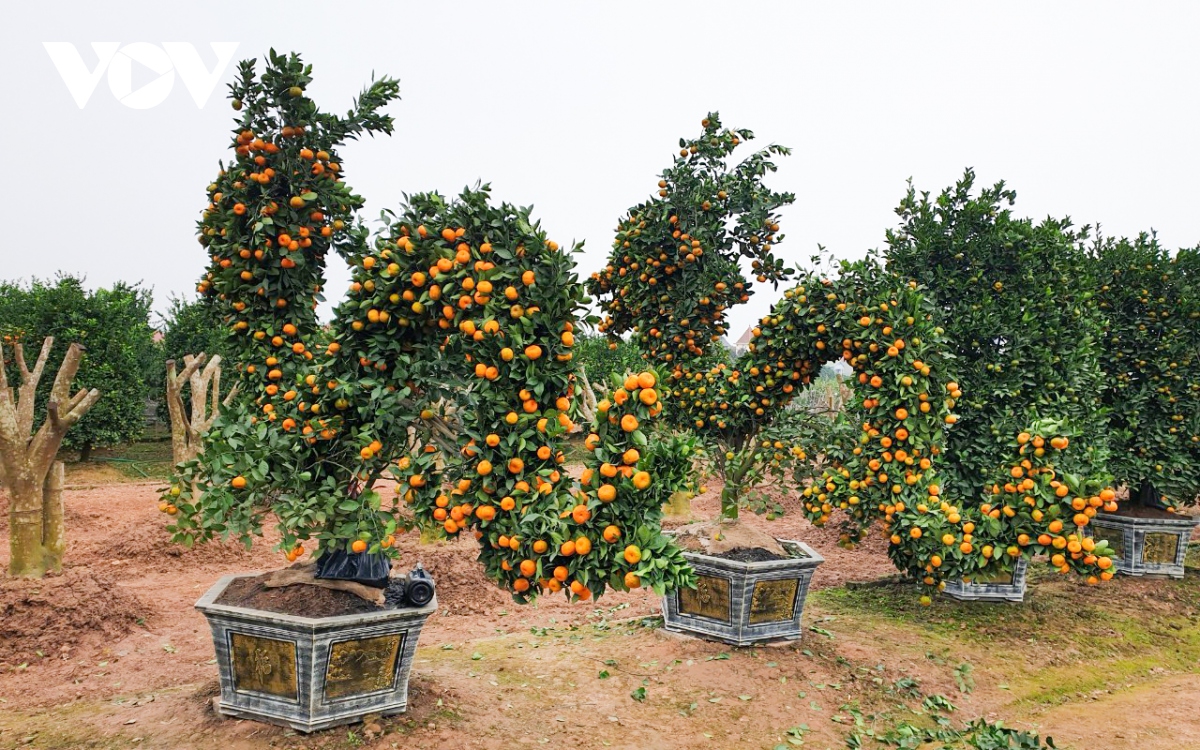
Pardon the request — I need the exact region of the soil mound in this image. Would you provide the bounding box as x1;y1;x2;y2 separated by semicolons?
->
101;526;255;567
396;535;514;617
0;565;149;665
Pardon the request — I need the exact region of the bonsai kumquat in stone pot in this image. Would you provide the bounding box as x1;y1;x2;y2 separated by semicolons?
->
1091;235;1200;578
943;419;1119;603
167;51;696;733
589;114;980;640
1086;485;1196;578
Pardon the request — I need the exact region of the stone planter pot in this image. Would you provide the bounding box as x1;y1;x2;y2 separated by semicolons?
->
942;557;1029;603
1086;510;1198;578
195;573;436;733
661;539;823;646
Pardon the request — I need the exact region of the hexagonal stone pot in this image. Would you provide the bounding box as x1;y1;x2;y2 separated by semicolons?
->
942;557;1029;603
661;539;823;646
195;574;436;733
1086;510;1198;578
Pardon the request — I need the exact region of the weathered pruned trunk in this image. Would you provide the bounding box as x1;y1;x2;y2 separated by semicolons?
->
0;338;101;577
575;370;599;432
7;468;47;577
42;461;65;568
663;489;694;519
165;353;239;468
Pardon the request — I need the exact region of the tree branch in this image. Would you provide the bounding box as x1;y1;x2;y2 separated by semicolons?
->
0;340;9;395
186;354;212;428
30;389;100;477
201;354;223;421
62;388;101;425
174;354;206;386
14;338;55;441
0;391;19;460
13;341;27;381
165;358;190;464
62;387;91;416
48;343;85;408
25;337;54;391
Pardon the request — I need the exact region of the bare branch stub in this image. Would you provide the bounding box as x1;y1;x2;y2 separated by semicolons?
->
27;337;54;389
48;343;86;408
13;341;27;380
63;389;102;427
0;341;11;402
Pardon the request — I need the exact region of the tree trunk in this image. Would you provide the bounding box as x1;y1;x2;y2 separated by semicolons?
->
42;461;65;574
575;370;599;432
719;485;741;521
664;490;694;519
8;473;47;577
79;443;92;462
164;353;237;471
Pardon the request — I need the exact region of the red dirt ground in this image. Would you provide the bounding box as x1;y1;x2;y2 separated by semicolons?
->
1;476;1199;749
0;479;894;710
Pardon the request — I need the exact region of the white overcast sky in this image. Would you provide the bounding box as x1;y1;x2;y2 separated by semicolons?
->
2;1;1198;338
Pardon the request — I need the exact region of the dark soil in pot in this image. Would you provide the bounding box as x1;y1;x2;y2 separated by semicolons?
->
709;547;790;563
1109;504;1193;520
215;573;393;617
670;519;789;556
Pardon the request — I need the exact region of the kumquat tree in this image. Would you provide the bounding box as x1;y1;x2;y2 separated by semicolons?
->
977;417;1120;585
588;113;828;522
588;114;1118;594
1093;234;1200;508
885;171;1112;498
164;51;695;602
877;171;1123;591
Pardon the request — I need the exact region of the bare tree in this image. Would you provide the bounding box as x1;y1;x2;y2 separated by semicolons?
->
574;370;599;433
0;338;101;577
164;353;238;467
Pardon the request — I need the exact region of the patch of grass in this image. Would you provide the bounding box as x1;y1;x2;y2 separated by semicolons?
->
0;693;165;749
815;568;1200;710
1016;656;1166;707
819;569;1197;642
81;438;176;482
428;706;464;724
560;434;591;464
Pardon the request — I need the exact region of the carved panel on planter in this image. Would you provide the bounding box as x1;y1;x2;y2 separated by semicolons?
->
678;575;731;623
749;578;799;624
230;632;298;700
1142;532;1180;565
1090;524;1124;559
324;634;404;700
